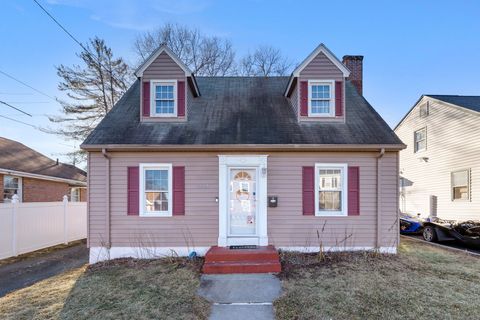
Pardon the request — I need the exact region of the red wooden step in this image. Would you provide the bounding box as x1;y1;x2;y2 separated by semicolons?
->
203;260;281;274
202;245;281;274
205;246;279;263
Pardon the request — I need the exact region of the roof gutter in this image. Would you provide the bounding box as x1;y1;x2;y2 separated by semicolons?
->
81;143;406;152
0;168;86;186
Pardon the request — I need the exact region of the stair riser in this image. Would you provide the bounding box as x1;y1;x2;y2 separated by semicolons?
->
203;263;281;274
205;253;279;263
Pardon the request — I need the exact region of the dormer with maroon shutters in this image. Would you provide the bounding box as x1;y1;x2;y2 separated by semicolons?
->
284;43;351;122
134;44;200;122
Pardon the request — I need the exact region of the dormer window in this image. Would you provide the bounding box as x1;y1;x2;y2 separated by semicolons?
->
151;80;177;117
308;80;335;117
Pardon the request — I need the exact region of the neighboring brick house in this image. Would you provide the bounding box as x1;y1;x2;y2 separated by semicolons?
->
0;137;87;203
82;43;405;267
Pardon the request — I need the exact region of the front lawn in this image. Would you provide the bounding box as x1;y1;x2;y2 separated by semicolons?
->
275;238;480;320
0;258;209;320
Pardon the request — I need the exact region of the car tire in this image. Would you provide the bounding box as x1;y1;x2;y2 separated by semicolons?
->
423;226;438;242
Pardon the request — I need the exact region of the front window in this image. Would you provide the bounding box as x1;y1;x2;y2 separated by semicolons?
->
451;169;470;201
151;81;176;116
140;164;172;216
414;128;426;153
3;175;21;202
309;81;334;116
315;164;347;216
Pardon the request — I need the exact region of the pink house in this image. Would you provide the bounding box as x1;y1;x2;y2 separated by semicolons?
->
82;43;405;269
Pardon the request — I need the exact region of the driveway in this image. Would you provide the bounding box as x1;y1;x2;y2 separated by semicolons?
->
0;242;88;297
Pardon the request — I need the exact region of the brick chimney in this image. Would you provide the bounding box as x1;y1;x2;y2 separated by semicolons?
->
342;55;364;95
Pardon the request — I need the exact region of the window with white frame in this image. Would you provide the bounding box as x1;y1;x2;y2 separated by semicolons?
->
451;169;470;201
315;163;347;216
140;164;172;216
70;187;81;202
414;128;426;153
309;81;335;116
151;81;176;116
3;175;21;202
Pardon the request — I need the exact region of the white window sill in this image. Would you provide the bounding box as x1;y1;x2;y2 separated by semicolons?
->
315;211;348;217
140;212;172;217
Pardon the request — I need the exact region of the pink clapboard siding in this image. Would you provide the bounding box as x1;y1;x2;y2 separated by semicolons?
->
88;151;398;248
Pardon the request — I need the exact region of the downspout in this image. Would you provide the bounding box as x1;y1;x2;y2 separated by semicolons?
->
102;148;111;249
376;148;385;249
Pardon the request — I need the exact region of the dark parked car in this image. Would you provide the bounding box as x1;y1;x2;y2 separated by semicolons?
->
400;213;424;235
422;218;480;249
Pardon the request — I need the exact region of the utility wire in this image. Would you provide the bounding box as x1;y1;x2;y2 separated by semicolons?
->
0;114;40;129
0;100;32;116
0;69;58;102
33;0;122;85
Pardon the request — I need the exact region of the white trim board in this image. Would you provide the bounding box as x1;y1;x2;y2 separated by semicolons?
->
279;246;397;254
89;246;211;264
0;168;86;186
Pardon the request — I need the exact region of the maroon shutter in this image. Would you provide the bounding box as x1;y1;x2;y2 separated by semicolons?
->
302;166;315;215
335;81;343;116
300;81;308;116
177;81;185;117
127;166;139;215
142;82;150;117
173;166;185;215
348;166;360;216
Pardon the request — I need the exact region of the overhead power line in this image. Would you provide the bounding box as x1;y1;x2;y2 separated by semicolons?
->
0;100;32;117
0;69;58;102
33;0;123;85
0;114;40;129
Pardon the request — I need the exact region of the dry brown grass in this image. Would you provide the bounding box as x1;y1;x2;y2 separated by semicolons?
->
0;257;209;320
274;238;480;320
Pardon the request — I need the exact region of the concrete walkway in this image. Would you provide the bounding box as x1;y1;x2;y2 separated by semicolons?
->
198;274;282;320
0;242;88;297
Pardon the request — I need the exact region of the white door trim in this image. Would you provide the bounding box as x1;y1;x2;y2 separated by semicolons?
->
218;155;268;247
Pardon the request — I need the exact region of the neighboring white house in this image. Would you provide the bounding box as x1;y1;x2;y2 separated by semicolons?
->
395;95;480;221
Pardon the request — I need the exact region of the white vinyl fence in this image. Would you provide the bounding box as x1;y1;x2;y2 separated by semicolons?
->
0;195;87;259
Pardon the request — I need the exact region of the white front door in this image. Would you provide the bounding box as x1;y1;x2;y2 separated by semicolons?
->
228;168;258;238
218;155;268;247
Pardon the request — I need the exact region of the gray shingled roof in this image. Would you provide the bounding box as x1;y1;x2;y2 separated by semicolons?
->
82;77;402;146
426;95;480;113
0;137;87;182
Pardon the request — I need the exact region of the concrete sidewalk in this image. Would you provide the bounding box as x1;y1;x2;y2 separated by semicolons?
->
0;242;88;297
198;274;282;320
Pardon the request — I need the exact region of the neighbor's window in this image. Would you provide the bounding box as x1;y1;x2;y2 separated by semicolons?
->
315;164;347;216
414;128;426;152
152;81;176;116
140;164;172;216
3;175;21;202
419;102;429;118
70;187;81;202
309;81;334;116
451;169;470;201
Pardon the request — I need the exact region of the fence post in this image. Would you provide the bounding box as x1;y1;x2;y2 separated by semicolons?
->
12;194;19;256
63;195;69;244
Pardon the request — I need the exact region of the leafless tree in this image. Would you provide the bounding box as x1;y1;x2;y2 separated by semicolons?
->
48;37;131;163
239;45;293;76
133;23;236;76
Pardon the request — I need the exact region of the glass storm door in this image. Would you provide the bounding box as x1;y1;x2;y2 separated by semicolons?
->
228;168;257;236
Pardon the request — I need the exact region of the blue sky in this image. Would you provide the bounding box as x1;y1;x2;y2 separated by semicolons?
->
1;0;479;164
